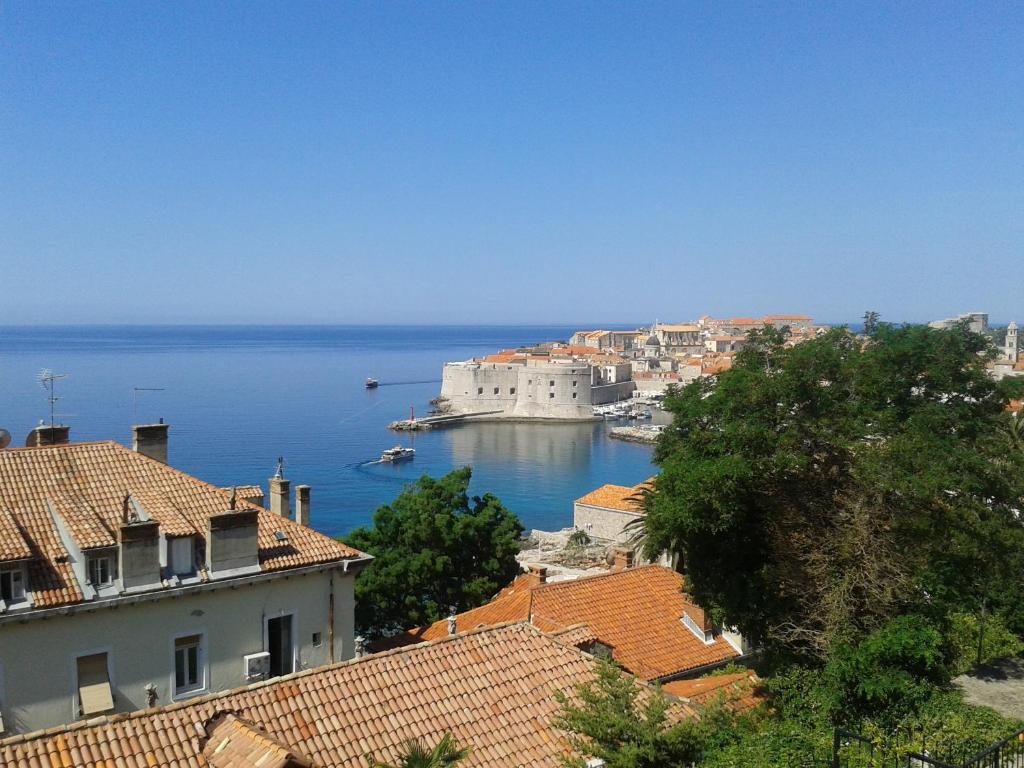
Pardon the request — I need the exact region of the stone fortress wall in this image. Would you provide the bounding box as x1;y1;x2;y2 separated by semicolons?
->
440;360;608;419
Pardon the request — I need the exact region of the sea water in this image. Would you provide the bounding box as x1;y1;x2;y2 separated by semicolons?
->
0;325;660;537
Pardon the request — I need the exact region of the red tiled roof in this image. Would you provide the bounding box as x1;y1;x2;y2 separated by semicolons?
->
0;442;364;607
388;566;741;681
663;670;764;713
574;483;645;513
0;624;693;768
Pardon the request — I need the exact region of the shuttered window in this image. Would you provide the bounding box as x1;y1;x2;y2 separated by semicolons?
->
76;653;113;715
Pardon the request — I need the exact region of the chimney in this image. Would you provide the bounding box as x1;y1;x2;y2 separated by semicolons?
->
295;485;311;527
25;424;70;446
132;420;169;464
527;565;548;584
447;610;458;636
612;547;634;572
269;458;290;518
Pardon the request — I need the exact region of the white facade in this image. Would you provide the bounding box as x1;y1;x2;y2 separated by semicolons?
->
0;565;356;735
440;361;602;419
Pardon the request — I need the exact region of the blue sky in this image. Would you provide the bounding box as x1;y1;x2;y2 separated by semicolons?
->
1;2;1021;325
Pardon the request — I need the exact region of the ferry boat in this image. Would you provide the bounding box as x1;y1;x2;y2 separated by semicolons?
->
365;378;379;389
380;446;415;463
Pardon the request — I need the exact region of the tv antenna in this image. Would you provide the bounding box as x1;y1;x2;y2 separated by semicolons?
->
38;370;69;428
132;387;166;423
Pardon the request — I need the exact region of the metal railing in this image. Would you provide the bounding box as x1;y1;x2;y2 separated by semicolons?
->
823;727;1024;768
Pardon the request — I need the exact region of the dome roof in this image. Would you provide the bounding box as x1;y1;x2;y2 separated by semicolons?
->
645;334;660;346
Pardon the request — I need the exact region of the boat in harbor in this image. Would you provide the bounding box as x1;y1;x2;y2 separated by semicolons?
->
380;445;415;463
365;378;379;389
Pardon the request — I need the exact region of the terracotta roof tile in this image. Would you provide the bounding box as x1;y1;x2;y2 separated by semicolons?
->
662;670;765;713
1;624;676;768
388;567;741;681
574;484;645;513
0;442;363;607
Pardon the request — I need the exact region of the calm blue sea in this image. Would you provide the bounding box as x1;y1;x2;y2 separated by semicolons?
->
0;325;660;537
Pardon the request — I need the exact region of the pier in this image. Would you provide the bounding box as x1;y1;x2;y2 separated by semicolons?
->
388;410;505;431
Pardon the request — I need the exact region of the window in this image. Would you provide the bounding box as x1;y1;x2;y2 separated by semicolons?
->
86;553;116;586
549;392;555;399
174;635;203;696
76;652;113;716
493;387;499;395
0;566;25;603
572;393;577;399
170;537;195;576
573;380;578;387
267;614;294;678
509;387;516;395
477;387;483;395
549;380;555;386
312;632;323;647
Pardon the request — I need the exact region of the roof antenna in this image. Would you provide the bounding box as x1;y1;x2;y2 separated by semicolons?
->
274;457;285;479
228;487;237;511
38;370;69;428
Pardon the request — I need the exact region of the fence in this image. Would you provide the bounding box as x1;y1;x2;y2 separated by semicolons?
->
819;727;1024;768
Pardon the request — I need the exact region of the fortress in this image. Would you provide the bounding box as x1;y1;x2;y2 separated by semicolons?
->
439;359;633;420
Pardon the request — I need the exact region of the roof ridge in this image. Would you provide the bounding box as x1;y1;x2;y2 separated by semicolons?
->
0;439;119;453
533;564;668;594
0;621;544;750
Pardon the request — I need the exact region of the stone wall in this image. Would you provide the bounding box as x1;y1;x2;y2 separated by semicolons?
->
440;361;597;419
573;503;644;543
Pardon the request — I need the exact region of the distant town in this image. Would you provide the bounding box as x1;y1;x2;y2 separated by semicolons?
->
426;312;1023;428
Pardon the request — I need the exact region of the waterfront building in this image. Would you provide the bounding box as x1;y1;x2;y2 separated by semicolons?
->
439;358;634;419
0;424;369;735
573;480;649;543
0;623;708;768
384;564;745;682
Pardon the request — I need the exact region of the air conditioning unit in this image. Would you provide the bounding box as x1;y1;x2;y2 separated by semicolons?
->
243;651;270;680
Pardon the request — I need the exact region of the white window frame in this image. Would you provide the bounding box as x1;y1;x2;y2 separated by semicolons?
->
71;646;115;720
170;629;208;700
263;610;299;678
0;564;26;604
86;551;117;587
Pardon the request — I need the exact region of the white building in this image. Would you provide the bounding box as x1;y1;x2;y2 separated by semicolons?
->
0;424;370;735
439;359;633;419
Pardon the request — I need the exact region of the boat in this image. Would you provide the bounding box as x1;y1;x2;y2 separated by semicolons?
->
380;446;415;463
365;378;379;389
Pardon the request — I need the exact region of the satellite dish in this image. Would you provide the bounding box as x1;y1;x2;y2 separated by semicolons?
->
0;429;10;450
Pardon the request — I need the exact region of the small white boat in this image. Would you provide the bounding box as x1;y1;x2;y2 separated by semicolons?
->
366;378;379;389
380;446;415;463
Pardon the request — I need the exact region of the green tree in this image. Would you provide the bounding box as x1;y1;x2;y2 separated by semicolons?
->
644;324;1024;659
554;659;706;768
368;734;470;768
343;467;524;637
862;310;881;337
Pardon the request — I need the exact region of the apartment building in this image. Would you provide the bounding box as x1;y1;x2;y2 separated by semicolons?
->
0;424;370;735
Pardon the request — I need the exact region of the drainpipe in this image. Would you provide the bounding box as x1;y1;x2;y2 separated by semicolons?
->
328;572;335;663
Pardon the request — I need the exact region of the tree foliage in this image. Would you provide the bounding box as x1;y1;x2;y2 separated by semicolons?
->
644;323;1024;659
554;659;707;768
367;734;470;768
343;467;524;638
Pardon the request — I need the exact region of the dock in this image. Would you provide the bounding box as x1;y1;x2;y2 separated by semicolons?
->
388;410;505;431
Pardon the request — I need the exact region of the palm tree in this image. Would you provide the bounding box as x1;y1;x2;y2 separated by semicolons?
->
368;734;470;768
